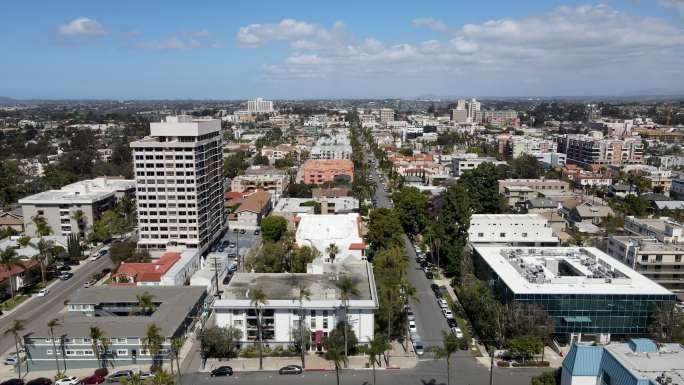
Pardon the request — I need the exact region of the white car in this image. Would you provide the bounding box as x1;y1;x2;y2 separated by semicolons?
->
409;320;417;333
452;327;464;338
140;372;156;380
407;309;416;322
442;308;454;319
37;288;49;297
55;376;81;385
3;355;18;365
438;298;448;309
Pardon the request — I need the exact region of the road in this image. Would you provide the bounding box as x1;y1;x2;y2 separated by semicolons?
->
0;256;113;356
183;359;543;385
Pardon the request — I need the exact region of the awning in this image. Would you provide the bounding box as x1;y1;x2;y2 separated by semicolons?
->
314;330;323;345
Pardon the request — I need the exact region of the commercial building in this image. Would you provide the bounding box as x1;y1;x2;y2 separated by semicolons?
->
260;144;297;164
231;166;289;203
475;110;520;128
24;286;208;370
607;236;684;298
451;154;507;177
213;262;378;351
229;190;272;230
19;177;135;237
561;339;684;385
247;97;274;114
498;179;570;195
671;179;684;198
130;116;225;252
468;214;559;246
557;133;644;167
452;99;480;123
295;213;365;265
302;160;354;185
473;246;675;343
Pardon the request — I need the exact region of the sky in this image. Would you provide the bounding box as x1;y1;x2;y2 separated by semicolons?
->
1;0;684;99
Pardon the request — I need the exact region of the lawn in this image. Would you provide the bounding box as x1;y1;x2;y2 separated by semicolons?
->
1;295;29;311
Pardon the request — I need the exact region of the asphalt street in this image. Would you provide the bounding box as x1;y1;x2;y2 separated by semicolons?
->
0;256;113;356
184;359;543;385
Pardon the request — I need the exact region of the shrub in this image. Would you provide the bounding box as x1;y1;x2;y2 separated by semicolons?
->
497;361;510;367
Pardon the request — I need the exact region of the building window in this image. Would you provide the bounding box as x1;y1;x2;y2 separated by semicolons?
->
117;338;127;344
500;233;506;238
117;349;128;356
234;320;243;327
676;256;682;263
522;233;528;238
477;233;483;237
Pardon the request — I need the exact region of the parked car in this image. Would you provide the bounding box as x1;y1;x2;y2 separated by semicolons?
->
438;298;448;309
54;377;81;385
81;375;105;385
425;270;433;279
3;355;18;365
254;229;260;235
232;228;239;233
217;246;225;252
406;309;415;322
228;262;238;273
228;242;236;248
239;229;246;234
430;284;440;294
210;366;233;377
139;372;155;380
0;379;24;385
442;309;454;319
59;272;74;280
452;327;464;338
408;320;417;333
446;318;457;328
37;289;49;297
278;365;303;375
106;370;132;383
83;280;97;288
222;273;233;285
26;378;52;385
413;340;425;356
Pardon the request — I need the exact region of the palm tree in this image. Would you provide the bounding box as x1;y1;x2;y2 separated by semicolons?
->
249;287;268;371
143;323;164;371
324;343;348;385
135;292;156;315
335;276;359;360
0;248;23;299
47;319;62;376
71;210;86;239
34;238;50;285
365;335;391;385
297;285;311;368
31;215;52;237
4;319;25;379
120;372;144;385
428;330;460;385
149;370;176;385
170;338;183;384
89;326;105;368
326;243;340;263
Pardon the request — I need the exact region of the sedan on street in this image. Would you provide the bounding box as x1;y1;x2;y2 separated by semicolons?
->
210;366;233;377
278;365;303;375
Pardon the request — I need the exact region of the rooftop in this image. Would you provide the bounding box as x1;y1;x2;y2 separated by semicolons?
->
295;213;364;262
113;251;182;283
31;286;206;338
475;246;674;295
606;341;684;384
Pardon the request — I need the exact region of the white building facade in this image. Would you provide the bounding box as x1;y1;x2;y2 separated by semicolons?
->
130;116;225;252
469;214;560;246
247;98;274;114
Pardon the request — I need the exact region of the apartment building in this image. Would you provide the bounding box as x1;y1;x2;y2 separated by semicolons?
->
260;144;297;164
247;97;274;114
556;133;644;167
607;236;684;296
19;177;135;237
309;135;352;160
498;179;570;195
623;216;684;244
130;115;225;252
230;165;289;202
452;154;507;177
475;110;520;128
302;160;354;185
379;108;395;123
295;213;366;265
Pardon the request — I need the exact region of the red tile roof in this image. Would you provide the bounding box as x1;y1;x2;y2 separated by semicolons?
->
113;251;181;283
0;260;38;281
349;243;367;250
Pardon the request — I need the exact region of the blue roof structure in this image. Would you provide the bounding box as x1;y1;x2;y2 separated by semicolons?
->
563;344;604;376
628;339;658;353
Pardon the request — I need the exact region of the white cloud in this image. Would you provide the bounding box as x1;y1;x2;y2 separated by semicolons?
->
136;37;201;51
247;6;684;95
411;17;448;32
57;17;107;37
236;18;345;48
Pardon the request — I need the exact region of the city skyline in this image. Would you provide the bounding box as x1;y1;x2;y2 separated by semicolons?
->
2;0;684;99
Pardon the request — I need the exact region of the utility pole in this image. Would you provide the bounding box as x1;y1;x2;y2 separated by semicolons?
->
489;345;495;385
212;254;220;297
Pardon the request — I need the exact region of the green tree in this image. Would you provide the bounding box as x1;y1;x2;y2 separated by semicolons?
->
291;246;320;273
135;292;157;316
224;152;249;178
169;338;183;382
0;248;22;298
296;285;311;368
34;238;50;285
249;288;268;370
392;186;429;236
364;334;391;385
71;209;87;239
89;326;106;368
458;162;505;214
198;326;243;360
326;243;340;263
260;215;288;242
508;154;542;179
649;303;684;344
67;232;82;261
428;330;460;385
508;336;543;365
531;369;561;385
252;154;270;166
47;319;62;376
365;208;403;256
435;184;472;278
4;319;25;379
623;195;649;217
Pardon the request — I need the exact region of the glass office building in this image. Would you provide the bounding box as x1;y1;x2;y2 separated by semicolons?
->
474;246;676;341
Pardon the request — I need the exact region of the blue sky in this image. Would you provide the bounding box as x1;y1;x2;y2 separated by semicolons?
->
1;0;684;99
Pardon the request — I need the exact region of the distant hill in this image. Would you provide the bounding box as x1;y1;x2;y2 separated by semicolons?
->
0;96;17;103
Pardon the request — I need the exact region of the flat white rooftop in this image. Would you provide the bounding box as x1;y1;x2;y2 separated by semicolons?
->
475;246;673;295
295;213;363;262
148;115;221;137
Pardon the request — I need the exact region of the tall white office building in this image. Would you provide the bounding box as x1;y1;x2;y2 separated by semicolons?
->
247;97;274;114
130;116;225;252
453;98;481;123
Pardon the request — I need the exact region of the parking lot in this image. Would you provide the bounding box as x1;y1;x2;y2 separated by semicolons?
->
217;228;260;260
